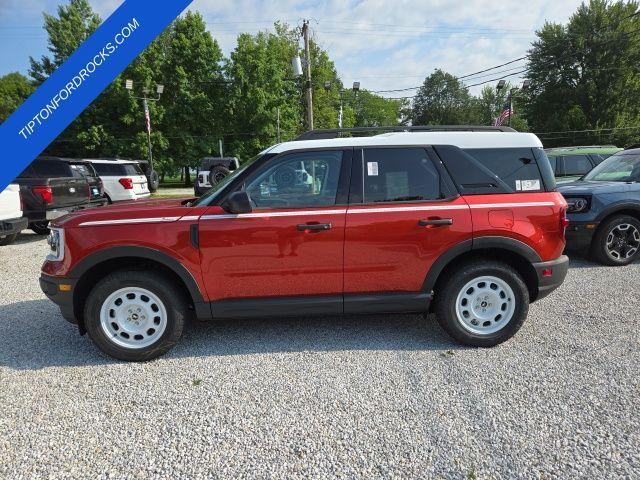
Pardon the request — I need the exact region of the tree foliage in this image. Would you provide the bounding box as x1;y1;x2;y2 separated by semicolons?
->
0;73;34;122
525;0;640;146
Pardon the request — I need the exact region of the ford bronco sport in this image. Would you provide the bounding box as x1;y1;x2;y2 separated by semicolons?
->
40;126;569;361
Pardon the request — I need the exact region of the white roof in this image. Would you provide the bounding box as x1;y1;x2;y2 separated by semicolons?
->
84;159;139;164
265;131;543;154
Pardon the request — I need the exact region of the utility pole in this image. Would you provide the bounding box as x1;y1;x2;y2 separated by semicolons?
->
302;20;313;131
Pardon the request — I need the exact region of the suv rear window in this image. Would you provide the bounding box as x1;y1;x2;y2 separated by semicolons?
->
93;163;143;176
19;160;72;178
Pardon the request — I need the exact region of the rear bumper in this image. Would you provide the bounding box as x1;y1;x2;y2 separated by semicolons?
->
565;221;597;252
0;216;28;236
39;274;77;324
532;255;569;300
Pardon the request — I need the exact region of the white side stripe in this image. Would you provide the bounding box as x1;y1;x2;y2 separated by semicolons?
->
79;202;557;225
468;202;555;209
348;205;467;214
201;209;347;220
79;216;180;226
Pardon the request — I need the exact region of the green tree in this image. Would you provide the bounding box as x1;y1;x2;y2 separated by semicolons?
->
225;23;302;159
29;0;100;83
0;72;34;122
160;12;226;184
526;0;640;146
412;69;477;125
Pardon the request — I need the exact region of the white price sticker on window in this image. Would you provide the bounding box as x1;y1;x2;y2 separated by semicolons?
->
367;162;379;176
520;179;540;191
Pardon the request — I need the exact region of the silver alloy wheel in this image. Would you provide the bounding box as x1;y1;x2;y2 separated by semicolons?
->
605;223;640;261
99;287;168;349
455;275;516;335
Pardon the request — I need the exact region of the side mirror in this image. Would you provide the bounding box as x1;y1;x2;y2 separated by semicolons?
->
222;191;252;214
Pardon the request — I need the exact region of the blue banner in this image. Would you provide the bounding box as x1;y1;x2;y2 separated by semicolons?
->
0;0;193;191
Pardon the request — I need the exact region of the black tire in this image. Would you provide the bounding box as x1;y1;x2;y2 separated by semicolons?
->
0;233;18;246
591;215;640;266
30;222;50;235
434;260;529;347
83;270;187;361
147;170;160;193
209;165;230;186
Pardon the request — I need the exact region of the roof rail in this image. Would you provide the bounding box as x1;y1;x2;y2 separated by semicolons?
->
295;125;517;141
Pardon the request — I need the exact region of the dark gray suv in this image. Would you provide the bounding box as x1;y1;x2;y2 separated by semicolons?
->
559;148;640;265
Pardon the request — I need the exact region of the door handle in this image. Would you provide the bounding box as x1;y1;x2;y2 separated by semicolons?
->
418;218;453;227
297;223;332;231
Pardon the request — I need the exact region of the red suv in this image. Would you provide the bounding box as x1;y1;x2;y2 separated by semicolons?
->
40;127;569;361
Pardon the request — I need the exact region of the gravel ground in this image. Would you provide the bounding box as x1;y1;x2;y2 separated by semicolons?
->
0;232;638;479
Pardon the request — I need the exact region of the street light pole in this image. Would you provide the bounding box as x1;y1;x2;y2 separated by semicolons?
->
125;80;164;170
302;20;313;131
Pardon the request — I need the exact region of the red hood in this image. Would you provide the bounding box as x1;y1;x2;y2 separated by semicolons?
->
52;197;198;228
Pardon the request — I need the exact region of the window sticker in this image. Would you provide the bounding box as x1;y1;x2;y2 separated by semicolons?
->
367;162;379;176
515;180;522;191
520;179;541;191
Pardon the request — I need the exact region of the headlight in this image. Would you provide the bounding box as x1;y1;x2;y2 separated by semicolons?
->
565;196;591;213
46;227;65;261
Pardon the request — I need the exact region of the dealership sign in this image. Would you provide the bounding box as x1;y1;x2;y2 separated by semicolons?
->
0;0;192;191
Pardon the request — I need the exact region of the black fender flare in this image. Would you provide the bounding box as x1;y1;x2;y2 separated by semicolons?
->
422;236;541;292
70;245;204;302
594;201;640;224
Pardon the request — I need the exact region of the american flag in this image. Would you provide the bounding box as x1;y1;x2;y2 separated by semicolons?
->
494;103;513;126
143;99;151;134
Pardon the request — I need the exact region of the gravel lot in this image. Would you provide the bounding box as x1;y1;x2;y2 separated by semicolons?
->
0;232;638;479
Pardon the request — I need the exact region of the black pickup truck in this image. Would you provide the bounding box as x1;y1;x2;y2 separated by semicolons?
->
16;157;107;234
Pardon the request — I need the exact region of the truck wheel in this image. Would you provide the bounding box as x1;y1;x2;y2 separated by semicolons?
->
591;215;640;266
434;260;529;347
209;166;230;185
0;233;18;246
83;270;187;361
30;222;50;235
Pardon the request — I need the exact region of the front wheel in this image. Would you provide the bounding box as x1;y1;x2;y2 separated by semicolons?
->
83;270;187;361
591;215;640;266
434;261;529;347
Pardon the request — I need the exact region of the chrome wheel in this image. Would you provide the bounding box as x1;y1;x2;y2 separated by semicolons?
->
455;276;516;335
606;223;640;261
99;287;167;349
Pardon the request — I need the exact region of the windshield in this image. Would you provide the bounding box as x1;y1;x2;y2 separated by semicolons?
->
582;152;640;182
193;154;264;206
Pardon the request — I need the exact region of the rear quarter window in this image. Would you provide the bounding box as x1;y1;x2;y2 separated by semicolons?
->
464;148;545;192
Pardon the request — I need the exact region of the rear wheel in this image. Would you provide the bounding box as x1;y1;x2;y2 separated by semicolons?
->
592;215;640;266
434;260;529;347
84;270;187;361
0;233;18;246
30;222;49;235
209;165;230;186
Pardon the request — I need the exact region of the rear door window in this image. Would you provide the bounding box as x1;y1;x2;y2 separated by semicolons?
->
463;148;544;192
361;148;442;203
561;155;593;176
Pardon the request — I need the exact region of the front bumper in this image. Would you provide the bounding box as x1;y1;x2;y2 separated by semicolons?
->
1;216;28;236
532;255;569;300
565;220;598;252
39;274;77;324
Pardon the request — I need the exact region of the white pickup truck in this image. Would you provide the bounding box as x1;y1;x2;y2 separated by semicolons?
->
0;184;28;246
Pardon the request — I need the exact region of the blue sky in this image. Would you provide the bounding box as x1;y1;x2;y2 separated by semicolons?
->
0;0;583;96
